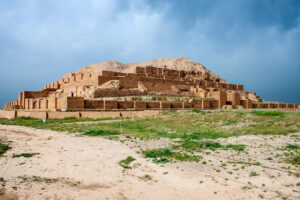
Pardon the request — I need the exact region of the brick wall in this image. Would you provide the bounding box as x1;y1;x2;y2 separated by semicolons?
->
47;112;80;119
191;99;202;109
146;102;160;109
160;102;171;109
104;100;118;110
0;110;16;119
211;91;226;108
67;97;84;110
84;100;104;109
17;111;47;119
134;102;146;110
202;100;211;109
117;101;134;109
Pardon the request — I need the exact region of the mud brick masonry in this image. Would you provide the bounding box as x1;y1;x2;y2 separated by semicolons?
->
4;64;298;115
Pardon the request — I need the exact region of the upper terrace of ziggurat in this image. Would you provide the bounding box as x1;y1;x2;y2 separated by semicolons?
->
4;58;298;111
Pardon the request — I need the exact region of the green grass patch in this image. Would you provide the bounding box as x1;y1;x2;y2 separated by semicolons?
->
225;144;246;151
251;110;284;116
289;154;300;165
119;156;135;169
161;110;177;115
12;153;39;158
83;129;120;136
191;108;206;114
143;148;200;163
249;171;259;177
179;139;246;152
285;144;299;150
0;142;9;155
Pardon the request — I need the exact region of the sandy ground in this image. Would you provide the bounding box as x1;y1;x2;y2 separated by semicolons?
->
0;124;299;200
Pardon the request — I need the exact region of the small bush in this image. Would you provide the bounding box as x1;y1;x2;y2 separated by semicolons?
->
143;148;199;162
285;144;299;150
290;154;300;165
0;142;9;155
119;156;135;169
84;129;120;136
251;110;284;116
249;171;259;177
144;148;173;158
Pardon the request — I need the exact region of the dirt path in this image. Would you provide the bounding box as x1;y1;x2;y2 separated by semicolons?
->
0;125;299;200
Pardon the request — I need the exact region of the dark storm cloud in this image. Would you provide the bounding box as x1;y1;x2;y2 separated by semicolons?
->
0;0;300;107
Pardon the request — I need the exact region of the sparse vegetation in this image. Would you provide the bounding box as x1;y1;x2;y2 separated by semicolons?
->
289;154;300;165
12;153;39;158
119;156;135;169
285;144;299;150
249;171;259;177
0;142;9;155
83;129;120;136
143;148;200;163
225;144;246;151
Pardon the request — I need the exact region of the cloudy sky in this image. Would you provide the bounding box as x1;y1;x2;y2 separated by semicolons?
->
0;0;300;107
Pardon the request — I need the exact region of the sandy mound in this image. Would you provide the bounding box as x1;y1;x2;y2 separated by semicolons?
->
79;57;216;78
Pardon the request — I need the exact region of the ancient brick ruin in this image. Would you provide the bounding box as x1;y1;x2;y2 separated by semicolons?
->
4;58;298;111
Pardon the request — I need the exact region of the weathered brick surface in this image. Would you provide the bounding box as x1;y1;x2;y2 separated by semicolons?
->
160;102;171;109
202;100;211;109
118;101;134;109
134;102;146;110
104;100;118;110
146;102;160;109
84;100;104;109
170;102;183;109
191;99;202;109
17;111;47;119
67;97;84;110
80;111;120;118
0;110;16;119
183;102;192;109
47;112;80;119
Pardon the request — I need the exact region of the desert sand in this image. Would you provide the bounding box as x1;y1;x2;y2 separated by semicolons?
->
0;124;299;200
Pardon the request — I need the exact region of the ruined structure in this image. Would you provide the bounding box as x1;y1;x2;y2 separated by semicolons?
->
4;58;298;111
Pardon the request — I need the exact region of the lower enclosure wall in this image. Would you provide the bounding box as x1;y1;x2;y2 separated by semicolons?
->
47;112;80;119
17;111;47;119
0;110;16;119
1;101;298;119
0;110;160;119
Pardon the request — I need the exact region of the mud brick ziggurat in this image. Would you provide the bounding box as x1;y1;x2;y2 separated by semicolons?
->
4;58;298;111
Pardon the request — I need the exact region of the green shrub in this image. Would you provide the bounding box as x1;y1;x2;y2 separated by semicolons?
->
0;142;9;155
290;154;300;165
143;148;199;162
285;144;299;150
119;156;135;169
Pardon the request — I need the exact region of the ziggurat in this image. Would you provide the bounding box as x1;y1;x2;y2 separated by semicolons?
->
4;58;298;111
